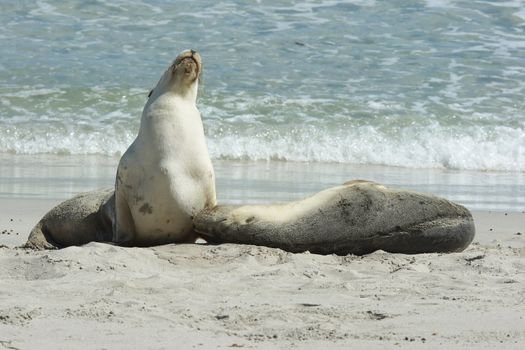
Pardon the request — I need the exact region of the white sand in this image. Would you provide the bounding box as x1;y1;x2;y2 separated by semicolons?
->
0;200;524;349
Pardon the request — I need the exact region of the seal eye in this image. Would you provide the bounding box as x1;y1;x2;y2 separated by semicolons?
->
148;89;153;98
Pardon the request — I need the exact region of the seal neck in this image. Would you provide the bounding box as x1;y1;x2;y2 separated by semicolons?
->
149;72;199;103
173;79;199;102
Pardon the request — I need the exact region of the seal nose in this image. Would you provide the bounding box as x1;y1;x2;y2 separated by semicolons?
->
190;49;196;56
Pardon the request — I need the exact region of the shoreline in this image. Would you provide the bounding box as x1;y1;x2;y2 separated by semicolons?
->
1;153;524;211
0;196;524;248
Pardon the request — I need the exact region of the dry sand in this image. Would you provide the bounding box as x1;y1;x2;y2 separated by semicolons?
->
0;199;524;349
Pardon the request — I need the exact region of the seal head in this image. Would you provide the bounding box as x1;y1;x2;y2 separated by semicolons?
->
148;49;202;100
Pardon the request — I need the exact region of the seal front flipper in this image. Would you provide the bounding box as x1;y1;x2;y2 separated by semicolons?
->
114;185;136;247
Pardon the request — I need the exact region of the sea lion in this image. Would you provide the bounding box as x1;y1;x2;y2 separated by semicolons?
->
24;188;114;249
194;180;475;255
114;49;216;246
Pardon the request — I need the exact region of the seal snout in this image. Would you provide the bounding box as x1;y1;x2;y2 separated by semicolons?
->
173;49;201;79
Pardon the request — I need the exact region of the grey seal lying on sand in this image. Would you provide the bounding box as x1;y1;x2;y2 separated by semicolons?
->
25;181;475;255
193;180;475;255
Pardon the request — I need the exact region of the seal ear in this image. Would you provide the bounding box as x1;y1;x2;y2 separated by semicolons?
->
148;89;153;98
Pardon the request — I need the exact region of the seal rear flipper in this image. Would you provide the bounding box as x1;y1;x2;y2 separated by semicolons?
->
370;216;476;255
23;222;60;250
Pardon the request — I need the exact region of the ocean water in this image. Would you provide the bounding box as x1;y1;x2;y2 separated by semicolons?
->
1;1;524;210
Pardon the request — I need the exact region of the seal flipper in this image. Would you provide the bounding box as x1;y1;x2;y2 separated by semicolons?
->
23;222;59;250
114;188;136;246
369;216;476;255
193;227;222;244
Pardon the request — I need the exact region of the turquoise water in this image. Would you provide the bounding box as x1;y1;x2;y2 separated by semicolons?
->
0;1;524;210
1;0;524;170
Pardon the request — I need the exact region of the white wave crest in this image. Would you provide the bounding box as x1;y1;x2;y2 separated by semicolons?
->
207;123;525;172
1;117;523;172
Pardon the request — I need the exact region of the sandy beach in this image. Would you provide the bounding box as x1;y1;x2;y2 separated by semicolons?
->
1;196;523;349
0;158;524;349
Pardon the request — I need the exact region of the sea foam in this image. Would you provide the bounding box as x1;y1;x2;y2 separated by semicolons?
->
1;110;523;172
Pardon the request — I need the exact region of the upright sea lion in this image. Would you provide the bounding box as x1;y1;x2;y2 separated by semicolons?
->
194;180;475;255
114;49;216;246
24;50;216;249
